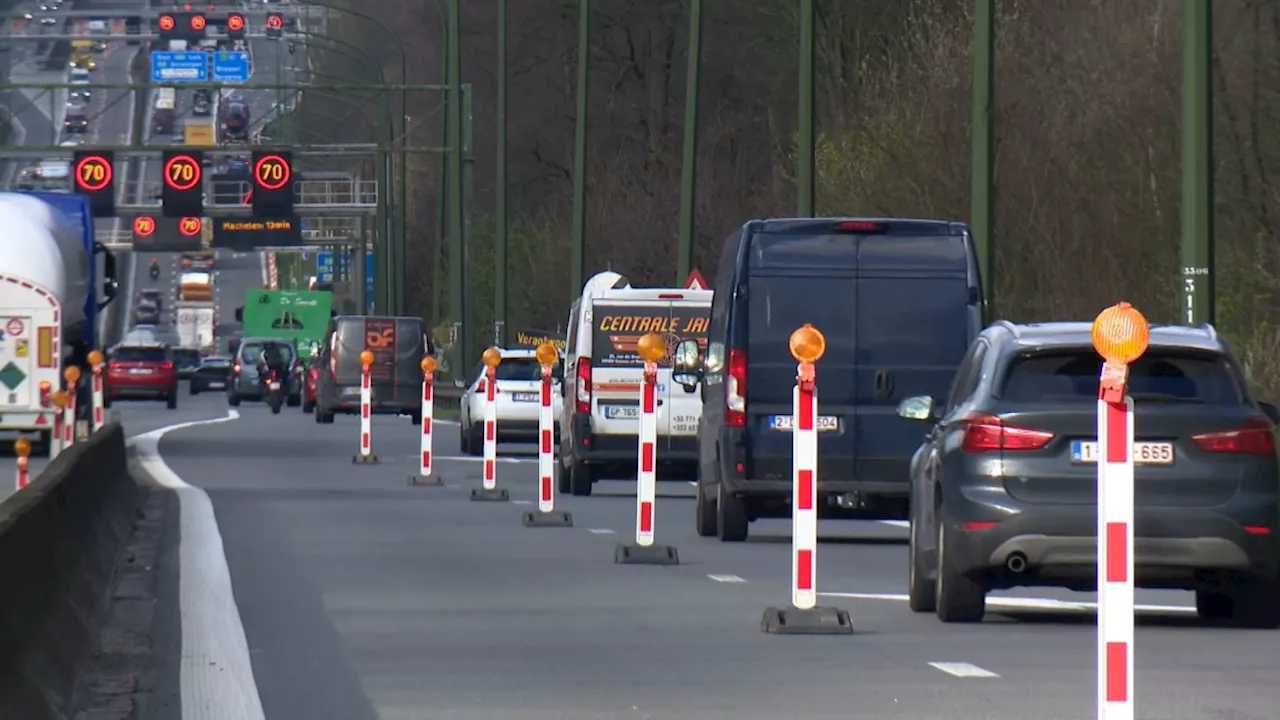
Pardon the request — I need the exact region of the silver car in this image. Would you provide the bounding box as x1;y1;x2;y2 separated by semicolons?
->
227;338;301;406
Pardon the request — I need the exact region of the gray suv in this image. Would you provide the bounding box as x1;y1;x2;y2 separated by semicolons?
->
898;321;1280;627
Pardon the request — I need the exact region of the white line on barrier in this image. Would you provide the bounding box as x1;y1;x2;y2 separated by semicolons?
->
129;410;266;720
929;662;1000;678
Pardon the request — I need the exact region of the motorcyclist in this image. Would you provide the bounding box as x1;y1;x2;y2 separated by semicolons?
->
148;257;160;279
256;342;291;390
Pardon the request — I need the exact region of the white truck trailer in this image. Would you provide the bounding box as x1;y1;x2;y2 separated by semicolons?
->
175;302;216;350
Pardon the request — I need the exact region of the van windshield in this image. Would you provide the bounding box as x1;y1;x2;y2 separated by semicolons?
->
1000;350;1245;405
746;276;855;362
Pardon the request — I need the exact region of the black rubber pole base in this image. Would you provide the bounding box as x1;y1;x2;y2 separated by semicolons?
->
352;453;380;464
522;510;574;527
761;606;853;635
407;474;444;486
614;543;680;565
470;487;510;502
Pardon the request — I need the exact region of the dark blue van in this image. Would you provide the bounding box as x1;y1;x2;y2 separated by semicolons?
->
672;218;984;541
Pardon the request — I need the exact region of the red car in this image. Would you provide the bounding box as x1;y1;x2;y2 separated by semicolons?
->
302;362;319;413
104;344;178;409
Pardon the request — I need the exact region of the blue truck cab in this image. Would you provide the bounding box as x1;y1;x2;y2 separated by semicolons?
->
675;218;984;542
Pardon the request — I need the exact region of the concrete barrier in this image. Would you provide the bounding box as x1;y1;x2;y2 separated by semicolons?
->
0;423;142;720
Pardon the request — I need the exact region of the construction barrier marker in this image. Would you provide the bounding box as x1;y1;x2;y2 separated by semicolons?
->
471;347;509;502
14;437;30;491
408;356;443;486
63;365;80;447
762;324;851;634
1092;302;1147;720
615;333;678;564
49;389;66;459
523;342;572;526
88;349;105;433
352;349;379;464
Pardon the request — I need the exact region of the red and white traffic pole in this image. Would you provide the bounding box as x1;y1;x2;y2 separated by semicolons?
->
352;350;379;464
63;366;80;447
761;324;850;633
89;350;105;433
523;344;573;525
408;356;441;485
471;348;508;501
50;390;66;459
14;437;31;491
614;334;675;562
1093;303;1147;720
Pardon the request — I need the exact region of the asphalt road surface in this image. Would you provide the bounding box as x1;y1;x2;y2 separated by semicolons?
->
128;400;1280;720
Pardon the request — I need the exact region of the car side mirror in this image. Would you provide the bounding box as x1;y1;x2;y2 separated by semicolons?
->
672;339;702;390
897;395;938;422
1259;401;1280;425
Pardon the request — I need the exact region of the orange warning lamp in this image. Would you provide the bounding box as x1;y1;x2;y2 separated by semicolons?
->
14;437;30;458
636;333;666;364
481;347;502;368
64;366;81;384
88;350;104;367
50;389;68;409
1092;302;1149;365
420;356;437;374
359;350;374;366
535;342;558;367
789;323;826;364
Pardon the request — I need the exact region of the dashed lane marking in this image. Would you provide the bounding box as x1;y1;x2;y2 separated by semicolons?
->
587;528;616;535
878;520;910;528
512;499;532;505
929;662;1000;678
707;574;746;583
819;591;1196;614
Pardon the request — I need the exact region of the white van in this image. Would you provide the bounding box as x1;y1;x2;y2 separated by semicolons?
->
558;271;712;496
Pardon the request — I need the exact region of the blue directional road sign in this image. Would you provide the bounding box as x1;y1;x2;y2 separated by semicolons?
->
315;251;334;282
315;251;375;309
150;51;208;83
211;51;251;83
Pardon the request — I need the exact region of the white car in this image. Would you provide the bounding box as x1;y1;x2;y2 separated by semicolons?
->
459;348;563;456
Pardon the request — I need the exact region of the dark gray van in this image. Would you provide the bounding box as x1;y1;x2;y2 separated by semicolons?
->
673;218;984;541
313;315;432;424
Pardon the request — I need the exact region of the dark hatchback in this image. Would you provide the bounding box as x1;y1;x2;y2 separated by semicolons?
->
898;321;1280;627
173;348;202;380
190;355;231;395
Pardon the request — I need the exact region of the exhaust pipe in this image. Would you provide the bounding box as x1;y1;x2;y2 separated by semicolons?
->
1005;552;1028;574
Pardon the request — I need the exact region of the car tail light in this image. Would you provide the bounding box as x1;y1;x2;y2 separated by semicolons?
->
835;220;884;232
960;413;1054;452
38;381;51;407
159;362;173;371
1191;417;1276;456
725;349;746;428
657;293;684;299
232;363;241;375
575;358;592;414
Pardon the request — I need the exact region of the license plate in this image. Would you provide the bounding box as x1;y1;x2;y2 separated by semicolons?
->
269;382;281;390
769;415;839;432
511;392;538;402
1071;441;1174;465
129;368;152;374
603;405;639;420
343;386;360;394
208;382;225;389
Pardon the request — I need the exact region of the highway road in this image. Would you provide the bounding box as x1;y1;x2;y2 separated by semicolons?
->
126;400;1280;720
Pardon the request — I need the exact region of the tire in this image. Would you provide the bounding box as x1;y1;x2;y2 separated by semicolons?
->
270;402;281;415
410;412;422;426
35;430;52;458
907;517;936;612
459;424;471;454
1227;578;1280;629
934;514;986;623
228;392;241;407
302;399;314;413
1195;590;1232;621
466;423;483;457
316;404;335;424
103;395;112;409
557;456;574;494
716;483;749;542
569;461;594;496
286;393;301;407
190;382;200;396
166;392;177;410
694;455;718;537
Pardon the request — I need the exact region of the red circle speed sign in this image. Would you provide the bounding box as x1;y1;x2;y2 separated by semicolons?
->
266;13;282;29
253;154;291;191
133;216;156;237
179;217;203;236
158;14;175;30
190;14;206;30
74;154;112;192
164;154;201;191
227;14;244;31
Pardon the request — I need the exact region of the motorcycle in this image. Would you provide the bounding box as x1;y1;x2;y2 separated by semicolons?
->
149;262;160;280
263;369;284;414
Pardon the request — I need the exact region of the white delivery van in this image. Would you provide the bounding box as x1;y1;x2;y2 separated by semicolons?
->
558;271;712;496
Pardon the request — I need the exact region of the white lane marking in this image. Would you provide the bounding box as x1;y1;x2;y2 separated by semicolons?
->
512;499;531;505
432;455;536;464
707;574;746;583
878;520;910;528
929;662;1000;678
819;591;1196;614
129;410;266;720
587;528;615;535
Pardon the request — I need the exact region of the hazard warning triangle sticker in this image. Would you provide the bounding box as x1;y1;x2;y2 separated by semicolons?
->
683;269;707;291
35;413;47;425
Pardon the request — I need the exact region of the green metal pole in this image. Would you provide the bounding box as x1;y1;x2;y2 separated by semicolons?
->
970;0;995;318
462;84;475;369
433;35;448;327
569;0;590;293
494;0;508;346
675;0;702;283
1181;0;1213;325
796;0;814;216
446;0;465;376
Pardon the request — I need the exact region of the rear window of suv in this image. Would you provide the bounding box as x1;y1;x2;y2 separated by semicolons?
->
1000;349;1245;405
111;347;167;363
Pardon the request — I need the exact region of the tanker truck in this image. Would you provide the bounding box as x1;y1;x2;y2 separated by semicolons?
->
0;194;95;453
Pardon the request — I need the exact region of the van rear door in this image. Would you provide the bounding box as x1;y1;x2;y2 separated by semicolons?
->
853;231;978;487
589;301;658;434
663;297;711;449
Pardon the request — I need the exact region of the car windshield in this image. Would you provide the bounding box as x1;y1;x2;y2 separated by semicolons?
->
111;347;166;363
999;349;1245;405
242;343;294;364
172;349;201;368
486;357;562;382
